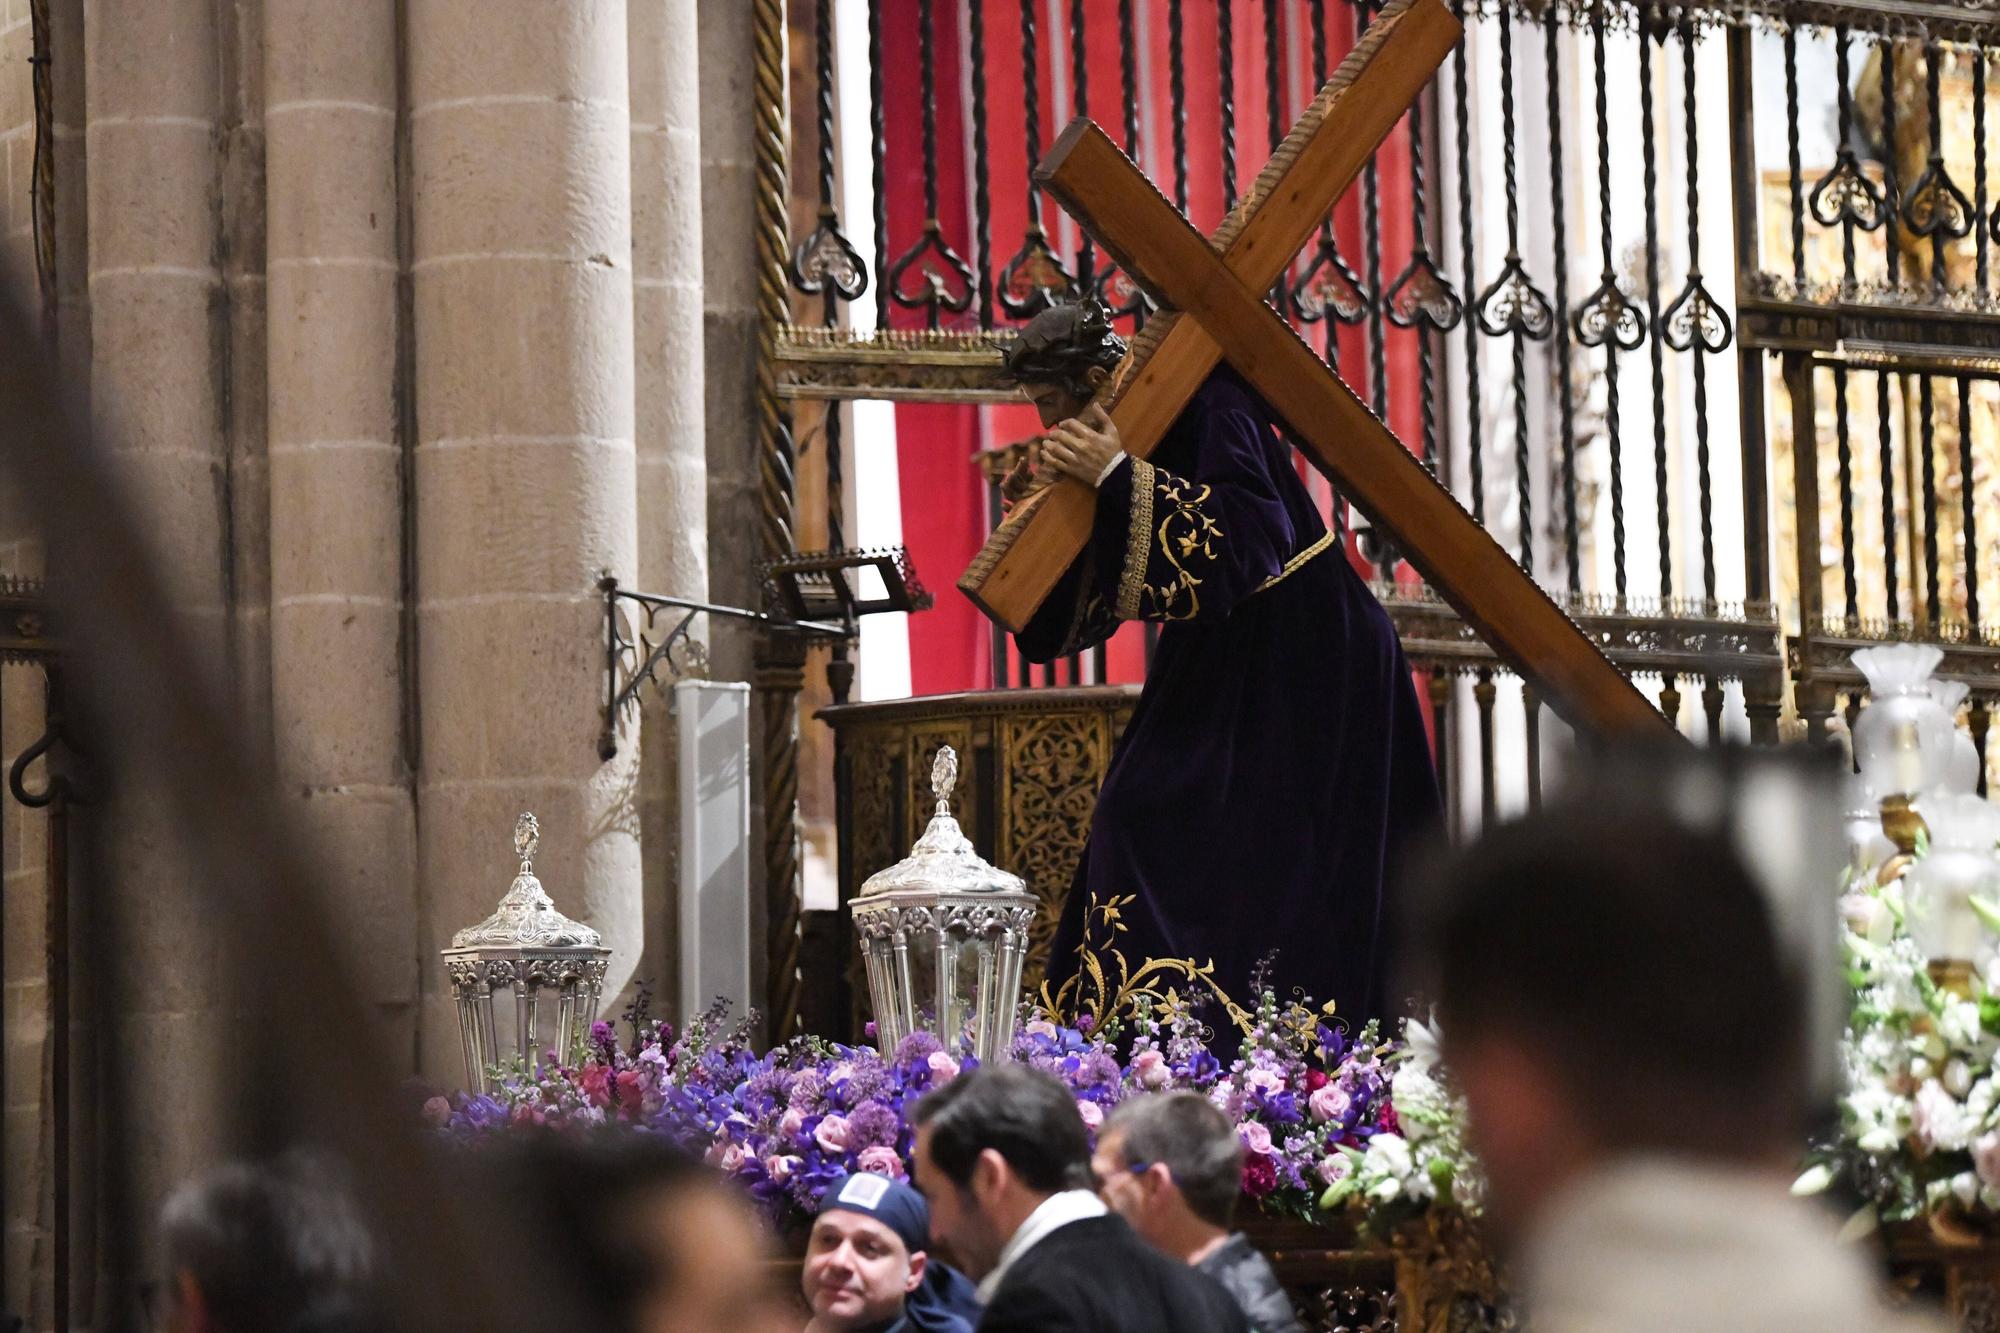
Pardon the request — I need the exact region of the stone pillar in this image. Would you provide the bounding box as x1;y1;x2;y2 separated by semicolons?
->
629;0;706;1009
84;0;233;1264
409;0;642;1075
264;0;417;1046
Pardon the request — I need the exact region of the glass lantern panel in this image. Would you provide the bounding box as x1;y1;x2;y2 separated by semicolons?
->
904;928;998;1055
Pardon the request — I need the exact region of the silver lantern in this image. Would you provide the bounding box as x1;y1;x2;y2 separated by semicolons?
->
442;813;611;1093
850;747;1035;1064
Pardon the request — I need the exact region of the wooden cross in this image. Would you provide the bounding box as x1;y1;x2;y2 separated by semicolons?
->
957;0;1667;736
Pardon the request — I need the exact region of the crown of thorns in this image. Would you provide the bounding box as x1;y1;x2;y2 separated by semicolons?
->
997;299;1129;397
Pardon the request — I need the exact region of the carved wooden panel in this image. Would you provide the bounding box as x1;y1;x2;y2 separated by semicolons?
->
999;710;1112;986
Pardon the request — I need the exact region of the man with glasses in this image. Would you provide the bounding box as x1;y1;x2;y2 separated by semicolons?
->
1093;1093;1303;1333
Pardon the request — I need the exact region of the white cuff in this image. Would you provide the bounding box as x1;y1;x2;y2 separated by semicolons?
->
1094;451;1130;488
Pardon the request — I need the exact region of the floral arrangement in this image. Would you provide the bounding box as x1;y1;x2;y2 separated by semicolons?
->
428;985;1481;1236
1799;869;2000;1228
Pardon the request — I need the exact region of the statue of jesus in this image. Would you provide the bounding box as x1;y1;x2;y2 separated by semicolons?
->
998;300;1441;1028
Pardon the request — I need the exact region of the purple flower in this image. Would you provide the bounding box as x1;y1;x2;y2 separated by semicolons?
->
847;1100;901;1151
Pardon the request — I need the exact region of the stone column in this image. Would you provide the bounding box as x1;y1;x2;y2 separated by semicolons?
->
629;0;706;1007
264;0;417;1047
409;0;641;1075
84;0;233;1255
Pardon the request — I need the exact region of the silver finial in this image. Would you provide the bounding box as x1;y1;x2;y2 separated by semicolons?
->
514;812;540;870
931;746;959;815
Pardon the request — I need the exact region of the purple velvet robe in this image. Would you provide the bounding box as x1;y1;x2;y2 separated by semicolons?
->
1019;368;1441;1028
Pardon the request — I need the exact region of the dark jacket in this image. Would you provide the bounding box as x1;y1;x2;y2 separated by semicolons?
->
977;1216;1250;1333
1195;1233;1305;1333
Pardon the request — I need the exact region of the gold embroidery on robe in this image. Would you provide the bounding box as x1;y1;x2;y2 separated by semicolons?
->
1141;472;1222;620
1040;888;1252;1034
1115;459;1156;620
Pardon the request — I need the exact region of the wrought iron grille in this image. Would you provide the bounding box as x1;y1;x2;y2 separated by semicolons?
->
770;0;2000;808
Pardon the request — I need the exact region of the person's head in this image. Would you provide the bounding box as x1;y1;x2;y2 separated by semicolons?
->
1405;769;1810;1247
803;1173;931;1329
999;299;1128;427
1093;1093;1242;1252
503;1131;794;1333
157;1150;375;1333
908;1065;1094;1279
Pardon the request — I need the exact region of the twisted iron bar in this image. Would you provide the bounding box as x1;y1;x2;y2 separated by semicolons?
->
1677;15;1718;604
1585;0;1630;601
1545;3;1581;593
1218;0;1237;208
1835;364;1860;623
1920;374;1941;627
868;0;890;329
1638;4;1674;607
1452;0;1486;525
1879;370;1903;623
1960;375;1981;632
971;0;994;325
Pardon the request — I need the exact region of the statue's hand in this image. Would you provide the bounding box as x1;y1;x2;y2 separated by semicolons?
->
999;442;1046;510
1041;405;1124;487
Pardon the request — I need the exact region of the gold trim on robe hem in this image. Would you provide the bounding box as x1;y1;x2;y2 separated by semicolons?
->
1116;457;1156;621
1254;527;1337;594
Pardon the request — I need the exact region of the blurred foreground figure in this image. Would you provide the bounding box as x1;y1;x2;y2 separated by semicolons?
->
505;1131;796;1333
1409;752;1939;1333
803;1172;982;1332
1093;1093;1303;1333
910;1065;1247;1333
157;1152;377;1333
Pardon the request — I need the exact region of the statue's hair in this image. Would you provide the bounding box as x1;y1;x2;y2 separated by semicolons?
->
998;299;1129;400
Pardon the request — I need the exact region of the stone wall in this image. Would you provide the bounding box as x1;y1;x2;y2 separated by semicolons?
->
0;0;721;1320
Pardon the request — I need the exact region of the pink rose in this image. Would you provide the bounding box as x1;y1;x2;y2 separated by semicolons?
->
1308;1084;1351;1125
815;1114;853;1154
1245;1067;1286;1097
780;1107;806;1141
422;1095;453;1128
929;1051;962;1082
1026;1019;1059;1040
1238;1121;1273;1156
765;1154;798;1183
1315;1154;1352;1187
1131;1049;1171;1090
615;1069;646;1117
579;1064;613;1109
1976;1132;2000;1189
718;1143;746;1173
704;1132;733;1166
1077;1099;1105;1130
856;1145;907;1179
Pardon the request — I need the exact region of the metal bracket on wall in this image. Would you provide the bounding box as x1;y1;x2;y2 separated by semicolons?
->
597;575;847;760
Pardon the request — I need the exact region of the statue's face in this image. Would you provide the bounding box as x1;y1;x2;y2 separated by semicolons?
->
1021;365;1110;429
1024;380;1089;430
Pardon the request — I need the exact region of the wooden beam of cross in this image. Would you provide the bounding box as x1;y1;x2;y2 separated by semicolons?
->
958;0;1667;736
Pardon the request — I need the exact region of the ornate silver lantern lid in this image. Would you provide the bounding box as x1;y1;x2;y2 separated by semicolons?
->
858;747;1024;899
447;812;605;952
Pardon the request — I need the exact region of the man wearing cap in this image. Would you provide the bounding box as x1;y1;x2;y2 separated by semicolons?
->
805;1171;983;1333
